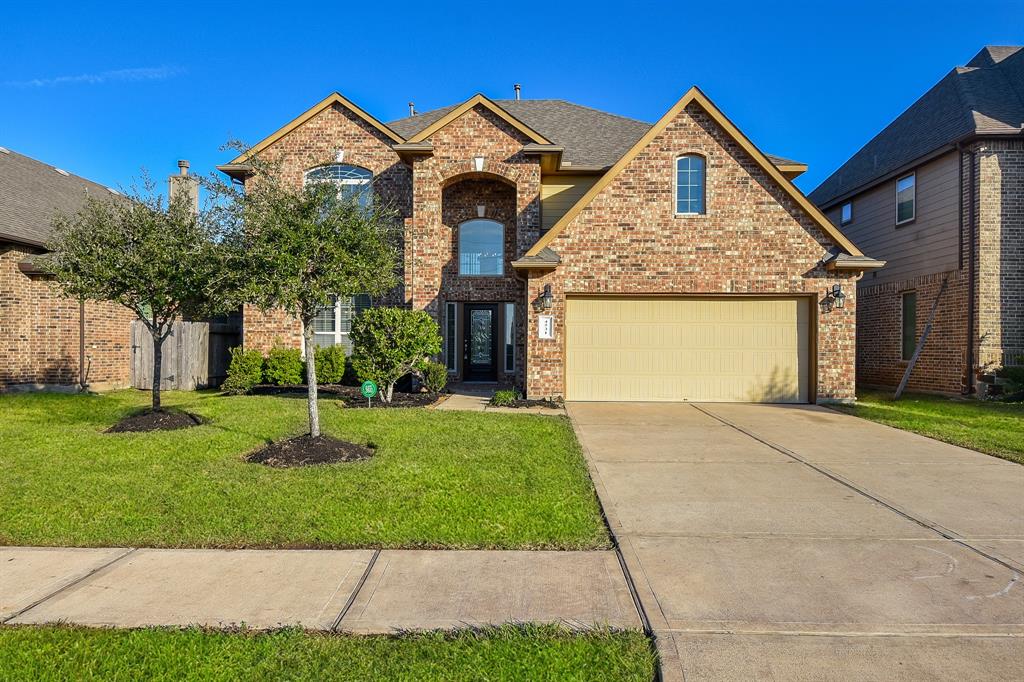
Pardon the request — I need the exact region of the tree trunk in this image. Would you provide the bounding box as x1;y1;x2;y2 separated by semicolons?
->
384;382;394;404
304;327;320;438
151;329;163;412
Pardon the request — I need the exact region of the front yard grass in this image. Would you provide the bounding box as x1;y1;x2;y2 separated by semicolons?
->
833;390;1024;464
0;624;656;681
0;391;609;549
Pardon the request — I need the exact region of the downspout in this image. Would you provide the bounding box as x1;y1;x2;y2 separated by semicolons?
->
78;299;87;391
963;148;977;395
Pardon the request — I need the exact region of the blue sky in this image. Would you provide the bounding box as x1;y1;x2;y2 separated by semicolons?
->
2;1;1021;194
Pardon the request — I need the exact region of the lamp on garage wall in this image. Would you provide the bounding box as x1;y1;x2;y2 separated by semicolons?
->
819;284;845;314
533;284;554;312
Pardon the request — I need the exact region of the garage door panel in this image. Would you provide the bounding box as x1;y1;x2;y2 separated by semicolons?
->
566;298;809;403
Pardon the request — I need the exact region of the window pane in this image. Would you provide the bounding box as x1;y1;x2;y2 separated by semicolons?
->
902;292;917;360
312;295;337;333
896;175;915;223
675;155;705;214
504;303;515;372
459;220;504;276
841;202;852;224
446;303;457;371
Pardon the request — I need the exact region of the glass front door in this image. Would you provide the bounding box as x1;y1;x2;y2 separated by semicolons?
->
464;304;498;381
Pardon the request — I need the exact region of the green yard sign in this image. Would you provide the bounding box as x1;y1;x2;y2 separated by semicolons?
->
360;380;378;399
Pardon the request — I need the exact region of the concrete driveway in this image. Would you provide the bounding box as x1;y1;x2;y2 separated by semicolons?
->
569;402;1024;681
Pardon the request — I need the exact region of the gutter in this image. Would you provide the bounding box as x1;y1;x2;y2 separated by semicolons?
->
0;232;48;250
963;147;978;395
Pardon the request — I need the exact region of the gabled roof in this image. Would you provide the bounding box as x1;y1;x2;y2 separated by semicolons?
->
401;94;552;145
524;87;865;259
810;46;1024;208
0;147;118;248
227;92;404;165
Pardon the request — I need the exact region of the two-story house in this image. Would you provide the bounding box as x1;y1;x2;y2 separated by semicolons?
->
811;46;1023;396
220;87;881;403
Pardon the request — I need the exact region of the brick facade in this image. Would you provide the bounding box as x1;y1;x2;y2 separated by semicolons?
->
1;243;132;391
852;138;1022;395
524;102;858;402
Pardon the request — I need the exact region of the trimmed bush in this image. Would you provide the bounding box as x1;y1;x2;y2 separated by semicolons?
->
264;346;304;386
490;389;521;407
221;347;264;395
314;345;347;385
420;361;449;394
351;307;442;403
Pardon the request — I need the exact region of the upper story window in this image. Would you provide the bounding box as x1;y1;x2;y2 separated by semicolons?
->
459;219;504;276
304;164;373;211
840;201;853;225
896;173;915;225
675;155;706;215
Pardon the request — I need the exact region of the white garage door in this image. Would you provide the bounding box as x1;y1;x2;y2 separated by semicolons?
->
565;297;810;402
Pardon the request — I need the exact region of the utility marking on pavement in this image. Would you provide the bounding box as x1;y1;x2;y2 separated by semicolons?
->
691;404;1023;576
331;549;380;632
912;545;958;580
1;547;137;624
966;573;1019;600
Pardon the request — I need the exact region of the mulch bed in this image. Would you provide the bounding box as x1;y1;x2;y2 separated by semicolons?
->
246;435;375;468
107;409;202;433
493;399;564;410
248;384;440;408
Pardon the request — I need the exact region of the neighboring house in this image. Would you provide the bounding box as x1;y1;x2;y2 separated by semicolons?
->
0;148;133;391
811;46;1023;396
221;87;881;403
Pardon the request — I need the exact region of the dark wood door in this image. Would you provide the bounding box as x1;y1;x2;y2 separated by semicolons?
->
464;304;498;381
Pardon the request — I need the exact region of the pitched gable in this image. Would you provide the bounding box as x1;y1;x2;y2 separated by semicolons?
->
406;94;552;145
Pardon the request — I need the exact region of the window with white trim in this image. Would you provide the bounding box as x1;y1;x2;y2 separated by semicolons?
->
304;164;373;211
311;294;371;351
504;303;515;373
459;219;504;276
445;302;458;373
675;155;706;214
896;173;915;225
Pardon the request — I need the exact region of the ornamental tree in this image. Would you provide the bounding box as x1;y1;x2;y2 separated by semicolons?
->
209;149;399;437
350;308;442;404
43;180;232;411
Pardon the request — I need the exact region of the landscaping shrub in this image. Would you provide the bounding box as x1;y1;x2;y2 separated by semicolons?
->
351;307;442;403
421;361;449;394
314;345;347;385
490;389;521;407
221;347;264;395
264;346;304;385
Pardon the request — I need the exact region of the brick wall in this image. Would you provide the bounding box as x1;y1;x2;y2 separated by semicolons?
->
1;244;132;390
523;102;859;402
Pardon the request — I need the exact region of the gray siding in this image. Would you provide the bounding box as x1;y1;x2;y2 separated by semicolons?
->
826;151;960;284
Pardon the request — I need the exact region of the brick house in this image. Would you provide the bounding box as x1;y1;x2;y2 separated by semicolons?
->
810;46;1023;396
0;148;134;391
221;87;881;403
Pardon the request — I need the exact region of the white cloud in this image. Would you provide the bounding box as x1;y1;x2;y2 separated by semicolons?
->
4;66;184;88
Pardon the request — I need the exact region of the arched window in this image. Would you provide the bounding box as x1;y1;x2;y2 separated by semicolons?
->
459;219;504;276
304;164;373;211
675;155;705;214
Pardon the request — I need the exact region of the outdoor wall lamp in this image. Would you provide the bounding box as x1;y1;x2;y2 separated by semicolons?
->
819;284;845;314
534;284;554;311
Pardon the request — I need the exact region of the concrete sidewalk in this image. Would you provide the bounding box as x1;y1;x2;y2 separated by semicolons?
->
1;547;640;633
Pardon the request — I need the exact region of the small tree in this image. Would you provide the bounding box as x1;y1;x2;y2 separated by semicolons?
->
351;308;442;403
43;180;231;411
211;151;398;437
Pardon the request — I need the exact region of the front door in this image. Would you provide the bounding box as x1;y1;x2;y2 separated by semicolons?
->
464;303;498;381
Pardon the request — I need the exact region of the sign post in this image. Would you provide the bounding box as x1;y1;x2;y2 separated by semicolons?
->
360;380;378;408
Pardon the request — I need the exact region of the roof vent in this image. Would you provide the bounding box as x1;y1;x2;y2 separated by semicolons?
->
408;101;416;116
54;167;69;176
0;146;9;154
514;83;521;101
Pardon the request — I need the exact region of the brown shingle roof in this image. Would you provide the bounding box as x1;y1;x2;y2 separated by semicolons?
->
810;46;1024;208
0;148;117;248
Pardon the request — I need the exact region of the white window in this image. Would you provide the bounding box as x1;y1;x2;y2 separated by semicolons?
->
311;294;370;351
304;164;373;211
504;303;515;372
896;173;915;225
445;302;458;373
675;155;706;214
459;219;504;276
840;201;853;225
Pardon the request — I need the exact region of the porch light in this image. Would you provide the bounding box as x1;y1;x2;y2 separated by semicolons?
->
473;155;485;172
819;284;845;314
832;284;846;309
540;284;554;310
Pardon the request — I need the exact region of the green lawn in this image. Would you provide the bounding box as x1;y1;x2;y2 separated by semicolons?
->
0;391;609;549
0;625;656;682
833;390;1024;464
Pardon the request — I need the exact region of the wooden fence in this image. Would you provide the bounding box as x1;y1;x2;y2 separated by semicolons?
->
130;319;240;391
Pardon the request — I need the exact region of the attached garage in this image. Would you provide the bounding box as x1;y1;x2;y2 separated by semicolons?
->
565;297;811;403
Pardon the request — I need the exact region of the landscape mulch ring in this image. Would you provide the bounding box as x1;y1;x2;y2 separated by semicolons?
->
494;399;564;410
246;434;375;468
248;384;440;408
106;409;203;433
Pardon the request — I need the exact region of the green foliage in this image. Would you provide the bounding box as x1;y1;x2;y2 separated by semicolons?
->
351;308;442;403
263;346;304;386
314;345;347;385
490;389;521;407
221;347;264;395
420;361;449;394
996;360;1024;396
